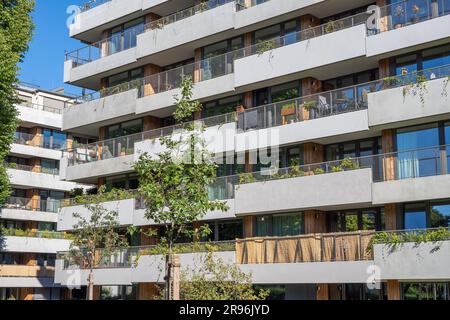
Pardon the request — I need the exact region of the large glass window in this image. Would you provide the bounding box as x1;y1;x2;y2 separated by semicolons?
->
397;124;440;179
202;36;243;80
255;213;304;237
253;19;299;46
202;95;242;118
107;68;143;89
108;18;144;55
404;203;427;230
106;119;143;139
328;208;384;232
42;129;67;150
100;285;137;300
430;201;450;228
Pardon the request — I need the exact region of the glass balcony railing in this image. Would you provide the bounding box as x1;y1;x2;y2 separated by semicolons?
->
67;0;235;67
64;64;450;167
79;0;112;13
64;112;237;166
2;197;61;213
13;131;67;151
235;0;272;11
18;102;63;114
5;162;59;175
376;0;450;34
58;240;236;270
57;228;450;269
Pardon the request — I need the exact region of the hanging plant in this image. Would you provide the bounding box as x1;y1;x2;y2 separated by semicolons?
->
402;74;428;107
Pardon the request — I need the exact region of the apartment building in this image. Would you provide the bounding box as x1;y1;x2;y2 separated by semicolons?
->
55;0;450;300
0;84;92;300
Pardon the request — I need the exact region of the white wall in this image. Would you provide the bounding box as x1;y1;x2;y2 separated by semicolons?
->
16;104;62;129
8;169;87;192
3;236;71;254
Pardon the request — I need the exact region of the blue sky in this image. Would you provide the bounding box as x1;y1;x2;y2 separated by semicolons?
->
19;0;86;95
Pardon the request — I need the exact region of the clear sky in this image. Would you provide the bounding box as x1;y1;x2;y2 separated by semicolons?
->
18;0;87;96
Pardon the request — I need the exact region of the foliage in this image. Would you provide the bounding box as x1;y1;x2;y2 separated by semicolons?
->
302;100;317;111
238;172;256;185
402;74;428;106
255;39;277;56
134;76;228;299
313;167;325;175
179;250;269;300
0;0;34;205
368;227;450;252
63;186;135;207
0;226;71;240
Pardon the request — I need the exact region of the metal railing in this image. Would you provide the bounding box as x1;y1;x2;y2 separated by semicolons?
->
65;64;450;167
0;228;69;240
19;102;63;114
376;0;450;34
65;112;237;166
58;240;236;270
79;0;112;12
13;132;37;146
235;0;272;11
3;197;61;213
67;0;234;67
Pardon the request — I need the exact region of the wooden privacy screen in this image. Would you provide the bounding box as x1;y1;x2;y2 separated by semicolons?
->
236;231;374;264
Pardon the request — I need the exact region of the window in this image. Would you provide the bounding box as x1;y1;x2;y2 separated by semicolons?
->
42;128;67;150
344;284;384;300
394;44;450;77
402;283;450;300
325;138;381;161
430;202;450;228
100;285;137;300
254;81;301;107
105;174;139;191
106;68;143;88
106;119;143;139
255;213;304;237
203;219;244;241
201;36;243;80
404;203;427;230
328;208;384;232
253;19;299;45
396;123;440;179
202;95;242;118
107;18;144;55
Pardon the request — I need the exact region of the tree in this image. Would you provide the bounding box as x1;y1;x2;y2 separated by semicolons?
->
68;187;130;300
180;249;269;300
134;77;228;300
0;0;34;205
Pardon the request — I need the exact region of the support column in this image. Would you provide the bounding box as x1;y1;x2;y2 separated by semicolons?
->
30;127;42;147
140;226;158;246
376;0;389;33
101;30;109;58
243;216;254;238
29;158;41;173
387;280;401;300
144;63;163;97
385;203;397;230
194;48;202;83
304;211;327;234
26;189;40;211
93;286;101;300
144;12;162;31
316;284;329;300
97;177;105;189
379;58;391;79
301;77;322;121
143;115;162;132
172;255;180;300
300;14;321;30
20;288;34;300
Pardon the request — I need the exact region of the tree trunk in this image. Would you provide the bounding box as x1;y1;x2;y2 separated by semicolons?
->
164;253;172;300
87;271;94;300
172;255;180;300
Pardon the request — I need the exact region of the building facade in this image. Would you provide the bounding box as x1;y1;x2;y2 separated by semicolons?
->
53;0;450;300
0;84;91;300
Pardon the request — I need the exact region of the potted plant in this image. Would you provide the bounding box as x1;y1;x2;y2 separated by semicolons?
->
120;147;126;156
280;103;295;116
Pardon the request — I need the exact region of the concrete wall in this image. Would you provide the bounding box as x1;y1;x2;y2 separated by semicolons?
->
16;104;62;129
0;277;57;288
70;0;143;38
372;174;450;205
58;199;135;231
8;169;86;192
235;168;373;215
368;77;450;129
136;2;235;59
62;89;138;131
65;48;138;84
135;74;236;114
234;24;367;88
0;209;58;223
63;154;134;182
3;236;71;254
374;241;450;281
10;143;62;161
366;14;450;57
235;0;324;30
235;110;369;153
240;261;374;284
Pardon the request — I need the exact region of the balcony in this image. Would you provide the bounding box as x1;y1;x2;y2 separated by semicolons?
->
234;166;373;215
11;132;64;160
7;164;87;192
366;0;450;57
368;65;450;128
0;265;55;278
136;1;236;65
0;197;60;223
372;145;450;204
373;228;450;281
2;235;71;254
16;102;62;129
